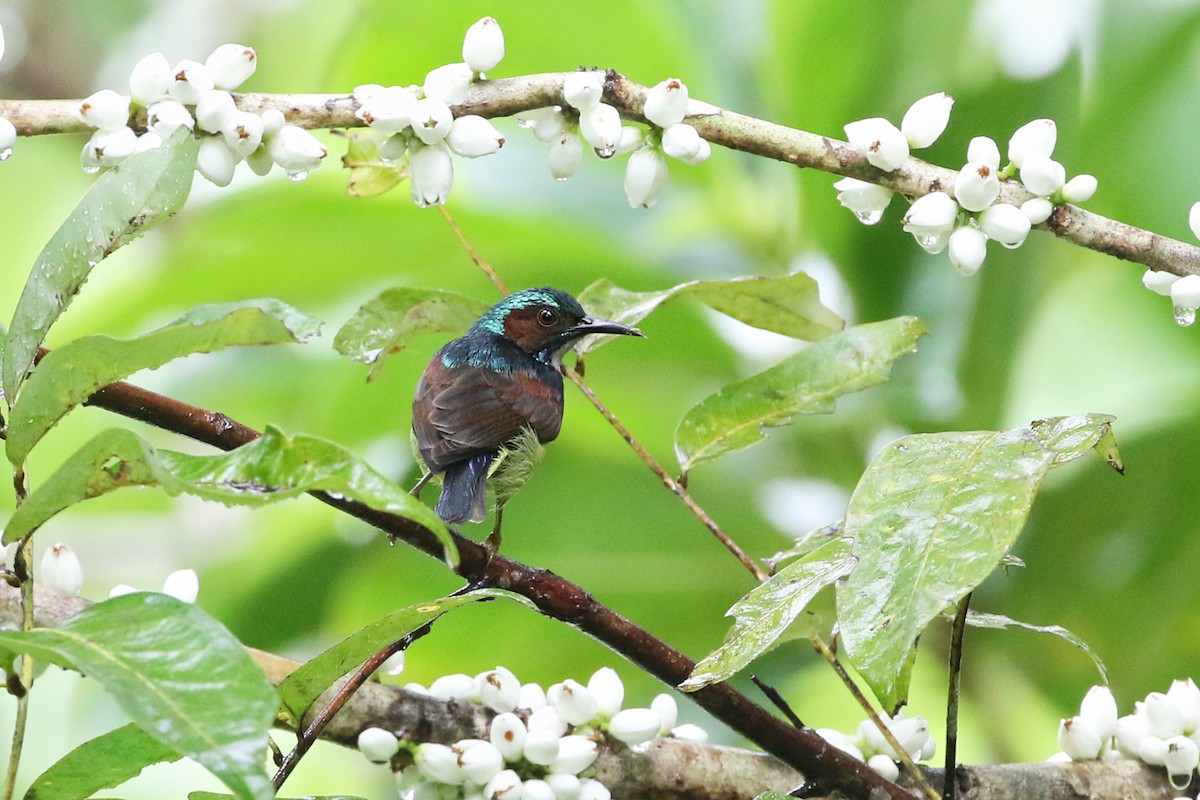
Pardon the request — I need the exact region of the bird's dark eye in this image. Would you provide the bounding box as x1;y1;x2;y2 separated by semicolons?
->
537;308;558;327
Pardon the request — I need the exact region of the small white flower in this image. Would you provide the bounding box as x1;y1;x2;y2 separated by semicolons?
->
556;679;599;726
517;106;566;143
834;177;893;225
624;147;669;208
1058;716;1103;760
408;97;453;145
679;137;711;165
522;779;556;800
547;131;584;180
1190;202;1200;242
416;742;465;785
650;694;677;733
129;53;173;106
967;135;1001;168
614;126;644;157
844;117;909;172
82;127;138;168
428;672;475;702
979;202;1031;248
901;191;958;244
609;708;661;745
522;728;561;765
1164;735;1200;788
550;735;599;774
900;92;953;149
948;224;988;276
357;87;418;135
546;773;582;800
1021;197;1054;225
1146;692;1187;739
463;17;505;73
246;146;274;176
1142;270;1179;297
108;584;137;598
195;89;236;134
1170;679;1200;733
527;705;567;737
196;137;239;187
1061;174;1097;204
660;122;704;163
489;712;526;762
133;130;163;155
424;62;473;106
447;114;504;158
1008;118;1057;167
579;103;622;155
1139;734;1168;766
1079;686;1118;739
221;111;265;158
669;723;709;744
955;161;1000;212
205;44;257;91
457;740;505;784
1170;275;1200;315
0;117;15;156
564;72;605;111
643;78;689;127
42;544;84;594
476;666;521;713
518;682;547;711
578;778;612;800
815;728;864;761
485;769;522;800
169;59;215;105
868;753;900;781
76;89;130;131
1115;712;1151;758
1020;156;1066;196
587;667;624;718
147;99;194;138
161;568;199;603
409;142;454;207
260;108;285;138
267;124;327;179
357;727;400;763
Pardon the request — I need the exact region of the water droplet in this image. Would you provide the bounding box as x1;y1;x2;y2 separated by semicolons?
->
554;176;569;182
0;148;12;161
517;117;537;130
1000;240;1022;250
854;209;884;226
1174;306;1196;327
916;234;940;249
287;170;308;183
595;147;615;159
82;165;101;175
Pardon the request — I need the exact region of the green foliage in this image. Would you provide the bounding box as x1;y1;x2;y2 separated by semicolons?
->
0;594;276;800
964;611;1107;683
23;724;181;800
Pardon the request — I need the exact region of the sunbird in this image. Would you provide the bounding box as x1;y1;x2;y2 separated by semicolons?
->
411;287;643;552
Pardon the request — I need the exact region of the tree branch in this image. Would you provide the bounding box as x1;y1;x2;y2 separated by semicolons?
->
3;71;1197;276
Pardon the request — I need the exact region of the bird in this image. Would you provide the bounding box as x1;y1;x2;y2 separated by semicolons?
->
411;287;643;553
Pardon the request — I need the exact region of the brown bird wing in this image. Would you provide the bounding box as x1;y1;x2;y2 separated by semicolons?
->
414;364;563;473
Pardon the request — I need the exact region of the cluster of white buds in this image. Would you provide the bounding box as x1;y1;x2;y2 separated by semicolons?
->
518;74;710;209
353;17;507;208
814;710;936;782
1052;681;1200;791
70;43;327;184
109;568;200;603
40;543;85;595
356;666;705;800
836;109;1099;277
0;24;13;160
1141;205;1200;327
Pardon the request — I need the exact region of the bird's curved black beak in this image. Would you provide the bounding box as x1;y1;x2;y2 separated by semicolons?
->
571;317;645;338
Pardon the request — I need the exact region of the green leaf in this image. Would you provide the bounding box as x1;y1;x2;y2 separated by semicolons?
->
836;414;1119;711
333;287;487;380
6;299;321;465
278;588;533;723
674;317;925;473
5;427;456;568
0;593;276;800
681;538;855;691
576;274;845;357
23;723;181;800
964;610;1108;683
337;129;405;198
3;128;199;405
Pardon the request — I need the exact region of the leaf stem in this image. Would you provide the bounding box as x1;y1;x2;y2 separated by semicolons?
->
943;592;972;800
438;207;509;296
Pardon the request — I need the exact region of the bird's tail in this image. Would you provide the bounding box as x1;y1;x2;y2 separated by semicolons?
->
436;454;493;524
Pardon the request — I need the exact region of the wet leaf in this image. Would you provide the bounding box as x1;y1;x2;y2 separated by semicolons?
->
278;588;533;723
674;317;925;473
837;414;1119;711
338;129;405;198
3;129;199;405
24;723;181;800
6;299;320;465
576;273;845;357
965;610;1108;683
681;539;855;691
4;427;456;567
333;287;487;380
0;594;276;800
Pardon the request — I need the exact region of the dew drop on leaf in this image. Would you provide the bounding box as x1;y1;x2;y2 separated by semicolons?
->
1174;306;1196;327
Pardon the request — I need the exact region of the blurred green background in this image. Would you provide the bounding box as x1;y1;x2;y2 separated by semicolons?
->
2;0;1199;795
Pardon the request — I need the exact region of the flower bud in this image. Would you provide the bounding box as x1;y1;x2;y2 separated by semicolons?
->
624;147;669;208
1139;734;1167;766
844;117;909;172
457;740;505;784
1190;201;1200;242
1142;270;1179;297
660;122;704;163
587;667;624;718
643;78;689;127
556;679;599;725
476;666;520;713
410;97;453;145
548;131;584;180
522;779;556;800
1145;692;1186;739
0;117;15;158
267;124;327;179
161;568;199;603
1021;197;1054;225
221;111;264;158
609;708;661;745
1020;156;1066;196
518;682;547;711
1170;679;1200;733
358;87;418;135
1061;174;1097;204
650;694;678;733
1115;713;1150;757
380;651;405;676
129;53;173;106
489;712;526;762
195;89;236;134
1007;118;1057;167
834;177;893;225
147;100;194;138
578;778;612;800
485;769;522;800
133;130;163;155
260;108;285;138
517;106;566;143
614;125;644;156
416;742;465;784
579;103;621;155
902;192;957;252
42;543;83;594
522;728;561;765
551;735;599;774
816;728;864;761
109;584;137;598
527;705;567;737
868;753;900;781
1164;735;1200;788
955;161;1000;212
900;91;953;149
76;89;130;131
82;127;137;169
463;17;505;73
246;146;273;176
1079;686;1119;739
423;62;473;106
979;202;1031;249
564;71;605;111
357;726;400;763
409;142;454;207
1058;716;1103;760
169;60;215;105
669;723;709;744
547;773;582;800
967;135;1001;168
196;137;239;187
206;44;257;90
428;672;475;702
948;225;987;276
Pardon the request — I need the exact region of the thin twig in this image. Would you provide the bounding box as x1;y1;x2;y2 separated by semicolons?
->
438;207;509;296
565;365;767;581
944;592;972;800
751;674;805;729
